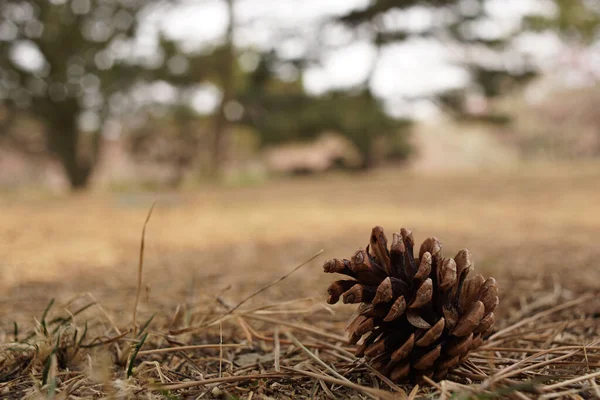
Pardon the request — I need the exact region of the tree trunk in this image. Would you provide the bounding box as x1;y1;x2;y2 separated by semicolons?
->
47;117;99;190
211;0;235;176
168;155;188;188
0;105;16;135
355;149;376;170
352;132;375;170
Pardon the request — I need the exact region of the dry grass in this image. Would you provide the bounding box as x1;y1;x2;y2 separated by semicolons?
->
1;162;599;399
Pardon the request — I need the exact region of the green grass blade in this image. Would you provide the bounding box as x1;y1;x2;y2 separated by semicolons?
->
49;302;95;326
127;332;148;378
137;313;156;337
41;298;55;337
41;336;59;386
77;321;88;347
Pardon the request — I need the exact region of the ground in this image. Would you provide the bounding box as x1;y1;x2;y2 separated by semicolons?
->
1;162;599;399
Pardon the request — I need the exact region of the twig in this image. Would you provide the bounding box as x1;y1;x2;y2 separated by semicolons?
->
244;314;347;343
421;375;442;391
591;378;600;398
407;384;420;400
489;294;594;341
219;320;223;378
138;343;243;356
133;202;155;337
274;326;281;373
362;362;407;397
542;370;600;392
479;346;600;354
80;329;131;348
169;249;323;335
151;373;289;390
539;388;591;400
85;292;121;335
222;249;324;316
482;339;600;388
280;367;398;400
285;332;351;385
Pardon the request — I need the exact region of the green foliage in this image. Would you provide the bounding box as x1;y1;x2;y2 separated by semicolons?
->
242;89;411;167
525;0;600;43
339;0;457;27
137;314;156;338
385;130;414;161
129;106;213;187
3;0;598;186
126;332;148;378
239;53;411;167
41;333;59;387
0;0;174;189
13;322;19;342
40;298;55;337
335;0;539;121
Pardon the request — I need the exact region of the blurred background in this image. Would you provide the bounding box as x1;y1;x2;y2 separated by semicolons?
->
1;0;599;190
1;0;600;319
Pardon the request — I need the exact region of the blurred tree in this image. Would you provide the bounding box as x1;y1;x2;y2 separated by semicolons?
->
332;0;538;124
129;106;210;187
525;0;600;43
152;0;238;177
0;0;176;189
239;53;412;169
156;3;412;172
212;0;235;176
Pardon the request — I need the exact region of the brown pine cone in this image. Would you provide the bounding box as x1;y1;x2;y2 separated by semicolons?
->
324;226;498;383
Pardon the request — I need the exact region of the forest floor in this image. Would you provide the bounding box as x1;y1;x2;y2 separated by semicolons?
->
1;162;599;399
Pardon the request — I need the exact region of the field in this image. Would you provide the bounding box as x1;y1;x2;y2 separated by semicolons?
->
1;162;599;399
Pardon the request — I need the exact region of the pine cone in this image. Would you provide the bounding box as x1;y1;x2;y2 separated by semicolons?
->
324;226;498;383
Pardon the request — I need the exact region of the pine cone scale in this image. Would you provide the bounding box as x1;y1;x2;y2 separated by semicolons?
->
452;300;485;337
390;362;410;381
370;226;392;274
407;310;432;329
409;278;433;309
413;344;441;370
382;297;406;322
390;333;414;361
416;317;445;347
438;355;461;371
324;226;499;382
446;333;473;357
